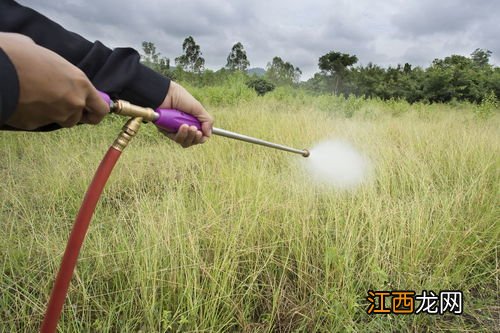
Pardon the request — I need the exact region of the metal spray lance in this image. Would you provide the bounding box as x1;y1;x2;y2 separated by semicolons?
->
101;92;310;157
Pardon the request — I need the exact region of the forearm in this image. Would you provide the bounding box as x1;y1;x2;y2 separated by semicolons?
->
0;0;169;108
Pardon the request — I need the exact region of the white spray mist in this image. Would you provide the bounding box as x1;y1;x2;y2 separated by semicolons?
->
302;140;370;190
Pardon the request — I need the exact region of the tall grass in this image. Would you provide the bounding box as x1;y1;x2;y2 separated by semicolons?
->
0;90;498;332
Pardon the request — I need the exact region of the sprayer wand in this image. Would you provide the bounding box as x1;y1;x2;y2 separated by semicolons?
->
105;93;310;157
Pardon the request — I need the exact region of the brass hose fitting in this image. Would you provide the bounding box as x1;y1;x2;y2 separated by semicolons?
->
112;117;143;152
111;100;157;122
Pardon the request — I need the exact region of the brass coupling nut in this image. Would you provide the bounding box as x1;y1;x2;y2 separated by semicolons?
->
111;100;157;122
112;117;143;152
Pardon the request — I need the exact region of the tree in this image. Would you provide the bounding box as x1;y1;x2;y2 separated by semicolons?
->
424;54;487;102
318;51;358;93
349;62;386;98
226;42;250;71
266;56;301;85
403;63;412;74
306;49;497;103
471;48;492;68
141;41;170;74
175;36;205;73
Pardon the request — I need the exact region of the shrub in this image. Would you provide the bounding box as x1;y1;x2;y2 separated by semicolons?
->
246;78;275;96
474;91;498;119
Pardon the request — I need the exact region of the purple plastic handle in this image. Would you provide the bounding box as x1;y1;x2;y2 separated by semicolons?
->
98;90;201;133
154;108;202;133
98;91;111;106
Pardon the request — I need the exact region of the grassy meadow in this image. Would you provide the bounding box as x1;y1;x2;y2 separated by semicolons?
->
1;85;499;332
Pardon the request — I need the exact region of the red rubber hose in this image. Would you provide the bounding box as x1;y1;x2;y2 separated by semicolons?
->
40;146;122;333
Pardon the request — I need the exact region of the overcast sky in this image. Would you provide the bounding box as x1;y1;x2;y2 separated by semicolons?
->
22;0;499;80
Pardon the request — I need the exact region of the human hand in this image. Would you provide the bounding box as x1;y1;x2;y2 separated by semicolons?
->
0;33;109;130
158;81;214;148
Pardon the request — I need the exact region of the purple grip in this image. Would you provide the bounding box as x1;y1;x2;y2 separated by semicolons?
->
154;108;202;133
98;91;111;106
97;90;200;133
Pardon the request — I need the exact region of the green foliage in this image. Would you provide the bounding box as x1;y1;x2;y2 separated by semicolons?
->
175;36;205;73
486;67;500;98
141;41;170;74
471;48;492;67
423;55;487;103
185;72;257;107
474;91;498;119
170;67;229;87
318;51;358;93
318;51;358;76
265;56;302;85
226;42;250;71
307;49;499;104
246;77;275;96
342;94;363;118
141;39;498;105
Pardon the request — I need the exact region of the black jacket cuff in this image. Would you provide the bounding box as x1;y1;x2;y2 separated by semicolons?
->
0;47;19;125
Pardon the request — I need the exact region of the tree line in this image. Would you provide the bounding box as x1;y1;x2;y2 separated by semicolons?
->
141;36;499;103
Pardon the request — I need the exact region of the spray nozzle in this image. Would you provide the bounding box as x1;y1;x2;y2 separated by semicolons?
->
99;91;310;158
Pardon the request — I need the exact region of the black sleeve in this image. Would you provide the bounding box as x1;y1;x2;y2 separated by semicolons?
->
0;0;170;129
0;47;19;124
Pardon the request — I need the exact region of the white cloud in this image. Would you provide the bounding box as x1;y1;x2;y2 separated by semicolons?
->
21;0;500;79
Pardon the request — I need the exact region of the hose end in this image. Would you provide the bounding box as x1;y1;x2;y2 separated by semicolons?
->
302;149;310;158
112;117;143;152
